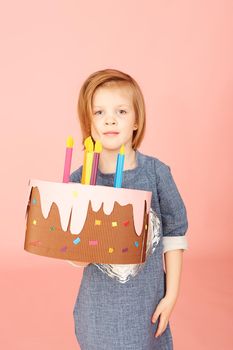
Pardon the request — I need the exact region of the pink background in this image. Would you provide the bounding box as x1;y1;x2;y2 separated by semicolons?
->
1;0;232;349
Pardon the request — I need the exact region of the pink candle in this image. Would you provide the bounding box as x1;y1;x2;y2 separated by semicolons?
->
62;136;74;183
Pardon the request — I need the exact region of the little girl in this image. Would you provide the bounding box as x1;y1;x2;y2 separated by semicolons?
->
68;68;188;349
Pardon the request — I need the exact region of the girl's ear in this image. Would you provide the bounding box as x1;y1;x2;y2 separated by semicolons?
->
133;124;138;130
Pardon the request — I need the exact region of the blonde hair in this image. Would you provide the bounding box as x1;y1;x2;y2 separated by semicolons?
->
77;68;146;150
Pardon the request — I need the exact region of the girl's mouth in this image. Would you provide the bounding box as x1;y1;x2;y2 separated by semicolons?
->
103;132;119;136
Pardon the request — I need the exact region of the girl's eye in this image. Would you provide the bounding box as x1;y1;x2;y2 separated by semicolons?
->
94;110;127;116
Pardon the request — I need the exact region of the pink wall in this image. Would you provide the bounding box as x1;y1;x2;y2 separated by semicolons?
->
1;1;232;267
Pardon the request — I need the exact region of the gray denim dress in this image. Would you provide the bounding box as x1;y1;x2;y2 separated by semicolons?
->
69;150;188;350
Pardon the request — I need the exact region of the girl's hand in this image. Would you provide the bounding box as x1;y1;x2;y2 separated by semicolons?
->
67;260;90;267
151;296;177;338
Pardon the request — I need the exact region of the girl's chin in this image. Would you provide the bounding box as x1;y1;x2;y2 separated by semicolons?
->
101;142;124;151
101;137;122;145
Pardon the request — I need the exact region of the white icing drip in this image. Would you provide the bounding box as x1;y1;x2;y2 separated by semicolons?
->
29;180;152;236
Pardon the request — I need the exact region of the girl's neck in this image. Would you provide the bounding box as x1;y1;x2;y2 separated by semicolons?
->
98;147;137;174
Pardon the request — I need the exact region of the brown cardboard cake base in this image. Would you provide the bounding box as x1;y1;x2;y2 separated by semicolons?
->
24;187;149;264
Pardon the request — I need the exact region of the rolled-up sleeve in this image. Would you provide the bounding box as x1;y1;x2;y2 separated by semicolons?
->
155;162;189;253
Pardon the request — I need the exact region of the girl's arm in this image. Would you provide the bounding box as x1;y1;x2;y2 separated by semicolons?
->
152;249;184;337
151;162;188;336
164;249;183;302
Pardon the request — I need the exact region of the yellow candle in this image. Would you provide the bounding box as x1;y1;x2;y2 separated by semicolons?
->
81;137;93;184
84;136;94;184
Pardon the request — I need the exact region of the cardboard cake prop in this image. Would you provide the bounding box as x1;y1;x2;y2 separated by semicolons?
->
24;179;152;264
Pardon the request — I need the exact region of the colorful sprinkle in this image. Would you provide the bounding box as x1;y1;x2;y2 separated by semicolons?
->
60;245;67;252
145;224;148;230
122;247;128;253
112;221;117;227
122;220;129;226
73;191;78;198
134;241;139;248
95;220;101;225
108;247;114;253
29;240;41;246
73;237;81;245
32;219;37;225
89;240;98;246
32;198;37;205
50;226;55;231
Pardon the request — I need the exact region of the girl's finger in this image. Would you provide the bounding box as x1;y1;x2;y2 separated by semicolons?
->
155;317;168;338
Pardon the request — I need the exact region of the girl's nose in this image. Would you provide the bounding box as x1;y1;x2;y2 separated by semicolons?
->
104;115;117;125
105;119;117;125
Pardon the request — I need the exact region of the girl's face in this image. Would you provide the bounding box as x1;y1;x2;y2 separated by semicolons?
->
90;85;138;152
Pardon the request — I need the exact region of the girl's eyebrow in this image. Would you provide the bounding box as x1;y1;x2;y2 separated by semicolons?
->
93;104;130;108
